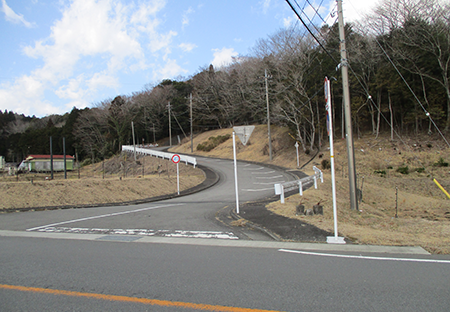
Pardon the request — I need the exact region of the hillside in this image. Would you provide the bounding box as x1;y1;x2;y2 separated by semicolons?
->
170;125;450;254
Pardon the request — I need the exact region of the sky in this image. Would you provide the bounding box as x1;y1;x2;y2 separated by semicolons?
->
0;0;379;117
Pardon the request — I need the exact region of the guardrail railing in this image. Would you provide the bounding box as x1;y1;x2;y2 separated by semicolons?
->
121;146;197;168
274;166;323;204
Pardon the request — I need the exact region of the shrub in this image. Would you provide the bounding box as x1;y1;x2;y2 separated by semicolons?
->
433;157;449;167
321;159;331;170
374;170;386;176
415;167;425;173
197;134;231;152
396;165;409;175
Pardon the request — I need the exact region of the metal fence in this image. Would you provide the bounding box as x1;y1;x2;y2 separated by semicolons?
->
122;146;197;167
274;166;323;203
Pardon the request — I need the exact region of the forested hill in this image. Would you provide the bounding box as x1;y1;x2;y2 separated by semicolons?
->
1;0;449;163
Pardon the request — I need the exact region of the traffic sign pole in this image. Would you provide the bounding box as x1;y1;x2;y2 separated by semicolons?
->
233;131;240;214
172;154;181;195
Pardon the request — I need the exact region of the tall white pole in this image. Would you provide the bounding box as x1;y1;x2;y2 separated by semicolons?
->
177;162;180;195
233;131;240;214
325;77;345;244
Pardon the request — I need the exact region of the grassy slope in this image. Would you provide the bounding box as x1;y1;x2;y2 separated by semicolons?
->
171;125;450;254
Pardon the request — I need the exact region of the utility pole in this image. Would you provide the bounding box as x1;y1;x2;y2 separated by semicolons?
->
190;93;193;153
265;69;272;161
63;137;67;179
131;121;136;161
168;101;172;146
50;136;53;180
337;0;358;211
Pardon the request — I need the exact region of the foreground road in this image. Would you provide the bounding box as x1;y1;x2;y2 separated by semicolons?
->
1;235;450;311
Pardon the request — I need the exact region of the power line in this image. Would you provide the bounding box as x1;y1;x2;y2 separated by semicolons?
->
285;0;339;65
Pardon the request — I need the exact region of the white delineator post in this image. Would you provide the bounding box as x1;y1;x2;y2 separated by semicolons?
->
233;131;240;214
325;77;345;244
172;154;181;195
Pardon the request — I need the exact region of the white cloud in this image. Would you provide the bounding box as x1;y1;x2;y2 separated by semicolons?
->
332;0;379;23
1;0;34;28
0;0;180;117
283;16;293;28
182;7;194;29
211;48;238;68
157;59;188;79
179;42;197;52
261;0;271;14
0;76;64;116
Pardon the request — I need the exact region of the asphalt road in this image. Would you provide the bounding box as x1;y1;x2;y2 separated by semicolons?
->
1;155;450;311
1;235;450;311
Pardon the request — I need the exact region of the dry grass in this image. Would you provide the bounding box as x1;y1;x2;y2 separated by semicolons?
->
0;154;205;210
172;125;450;254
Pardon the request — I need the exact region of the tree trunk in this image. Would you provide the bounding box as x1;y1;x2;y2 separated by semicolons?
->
389;92;394;141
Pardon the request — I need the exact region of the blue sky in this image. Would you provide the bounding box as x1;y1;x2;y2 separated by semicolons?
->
0;0;377;117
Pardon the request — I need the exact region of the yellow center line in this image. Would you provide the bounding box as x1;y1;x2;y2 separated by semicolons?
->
0;284;283;312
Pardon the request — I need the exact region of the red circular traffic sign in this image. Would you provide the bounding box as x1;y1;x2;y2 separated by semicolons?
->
172;154;181;164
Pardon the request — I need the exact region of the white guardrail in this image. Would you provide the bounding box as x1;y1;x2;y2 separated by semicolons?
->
274;166;323;204
121;146;197;168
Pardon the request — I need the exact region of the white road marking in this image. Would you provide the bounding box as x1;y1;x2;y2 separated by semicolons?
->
254;175;283;179
243;167;264;171
251;171;276;175
279;249;450;264
26;203;184;232
242;188;274;192
253;181;285;185
33;226;239;240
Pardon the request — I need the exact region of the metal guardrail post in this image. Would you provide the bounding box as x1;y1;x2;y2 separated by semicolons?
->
274;167;323;204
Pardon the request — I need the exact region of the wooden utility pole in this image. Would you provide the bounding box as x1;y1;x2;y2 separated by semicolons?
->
190;93;193;153
132;121;136;161
337;0;358;211
265;69;272;161
168;102;172;146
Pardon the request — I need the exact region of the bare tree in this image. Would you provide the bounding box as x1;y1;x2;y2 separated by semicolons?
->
365;0;450;131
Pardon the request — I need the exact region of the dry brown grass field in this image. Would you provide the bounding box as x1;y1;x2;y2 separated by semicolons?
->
171;125;450;254
0;154;204;210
